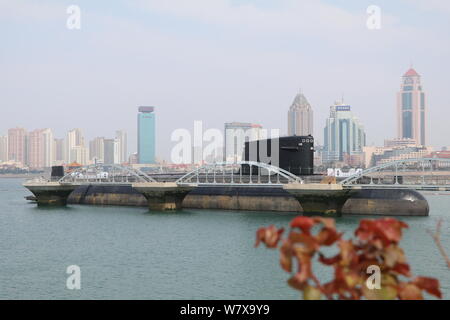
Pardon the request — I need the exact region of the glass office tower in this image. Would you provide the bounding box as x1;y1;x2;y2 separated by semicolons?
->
323;102;366;163
137;106;156;164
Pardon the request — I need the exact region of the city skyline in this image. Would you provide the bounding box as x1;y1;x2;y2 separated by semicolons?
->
0;126;128;168
0;66;438;162
0;67;435;168
2;1;450;162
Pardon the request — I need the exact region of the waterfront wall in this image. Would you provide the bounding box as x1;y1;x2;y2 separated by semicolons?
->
67;185;429;216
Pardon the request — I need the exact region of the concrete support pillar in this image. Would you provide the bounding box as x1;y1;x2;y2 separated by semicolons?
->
283;183;354;216
132;182;194;211
23;182;79;206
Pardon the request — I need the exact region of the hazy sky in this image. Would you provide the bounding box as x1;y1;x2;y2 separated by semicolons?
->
1;0;450;160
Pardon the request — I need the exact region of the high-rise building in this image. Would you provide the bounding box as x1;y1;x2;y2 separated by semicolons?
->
288;91;313;136
323;101;366;164
115;130;127;164
128;152;138;165
28;130;42;168
137;107;156;164
70;146;89;165
41;128;54;167
66;128;86;163
7;128;27;165
103;138;116;165
224;122;262;163
89;137;105;163
27;129;54;168
54;138;65;164
397;67;426;146
0;135;8;162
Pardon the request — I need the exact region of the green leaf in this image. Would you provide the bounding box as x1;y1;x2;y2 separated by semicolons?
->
303;285;322;300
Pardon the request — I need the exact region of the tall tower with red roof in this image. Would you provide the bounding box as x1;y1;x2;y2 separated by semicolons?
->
397;67;426;146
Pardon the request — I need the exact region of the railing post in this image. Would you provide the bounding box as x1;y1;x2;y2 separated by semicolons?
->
430;160;433;186
240;165;242;184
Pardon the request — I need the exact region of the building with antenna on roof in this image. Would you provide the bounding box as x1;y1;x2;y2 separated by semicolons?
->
287;90;313;136
322;100;366;165
397;67;427;146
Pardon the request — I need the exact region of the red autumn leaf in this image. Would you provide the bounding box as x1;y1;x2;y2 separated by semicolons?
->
280;240;293;273
374;218;408;244
354;219;374;241
339;240;356;266
290;216;315;234
316;228;342;246
355;218;409;247
287;276;306;291
398;283;423;300
318;253;340;266
289;231;320;253
392;262;411;277
255;225;284;248
354;259;380;273
383;245;406;267
322;280;337;296
293;250;313;284
413;277;442;299
333;265;346;283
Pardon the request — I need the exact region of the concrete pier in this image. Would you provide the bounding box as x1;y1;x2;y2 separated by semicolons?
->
23;181;79;206
283;183;354;216
132;182;194;211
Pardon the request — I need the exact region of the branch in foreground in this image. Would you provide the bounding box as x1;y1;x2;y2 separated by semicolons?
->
427;219;450;269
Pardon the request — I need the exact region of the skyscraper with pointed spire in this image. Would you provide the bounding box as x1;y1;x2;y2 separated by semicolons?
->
397;67;426;146
287;90;313;136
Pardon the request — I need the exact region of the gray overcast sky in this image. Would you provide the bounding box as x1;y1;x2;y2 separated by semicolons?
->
1;0;450;161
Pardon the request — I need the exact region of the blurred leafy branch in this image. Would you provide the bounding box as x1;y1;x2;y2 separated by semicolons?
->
255;217;442;300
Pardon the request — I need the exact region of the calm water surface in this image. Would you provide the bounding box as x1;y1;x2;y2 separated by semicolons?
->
0;178;449;299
